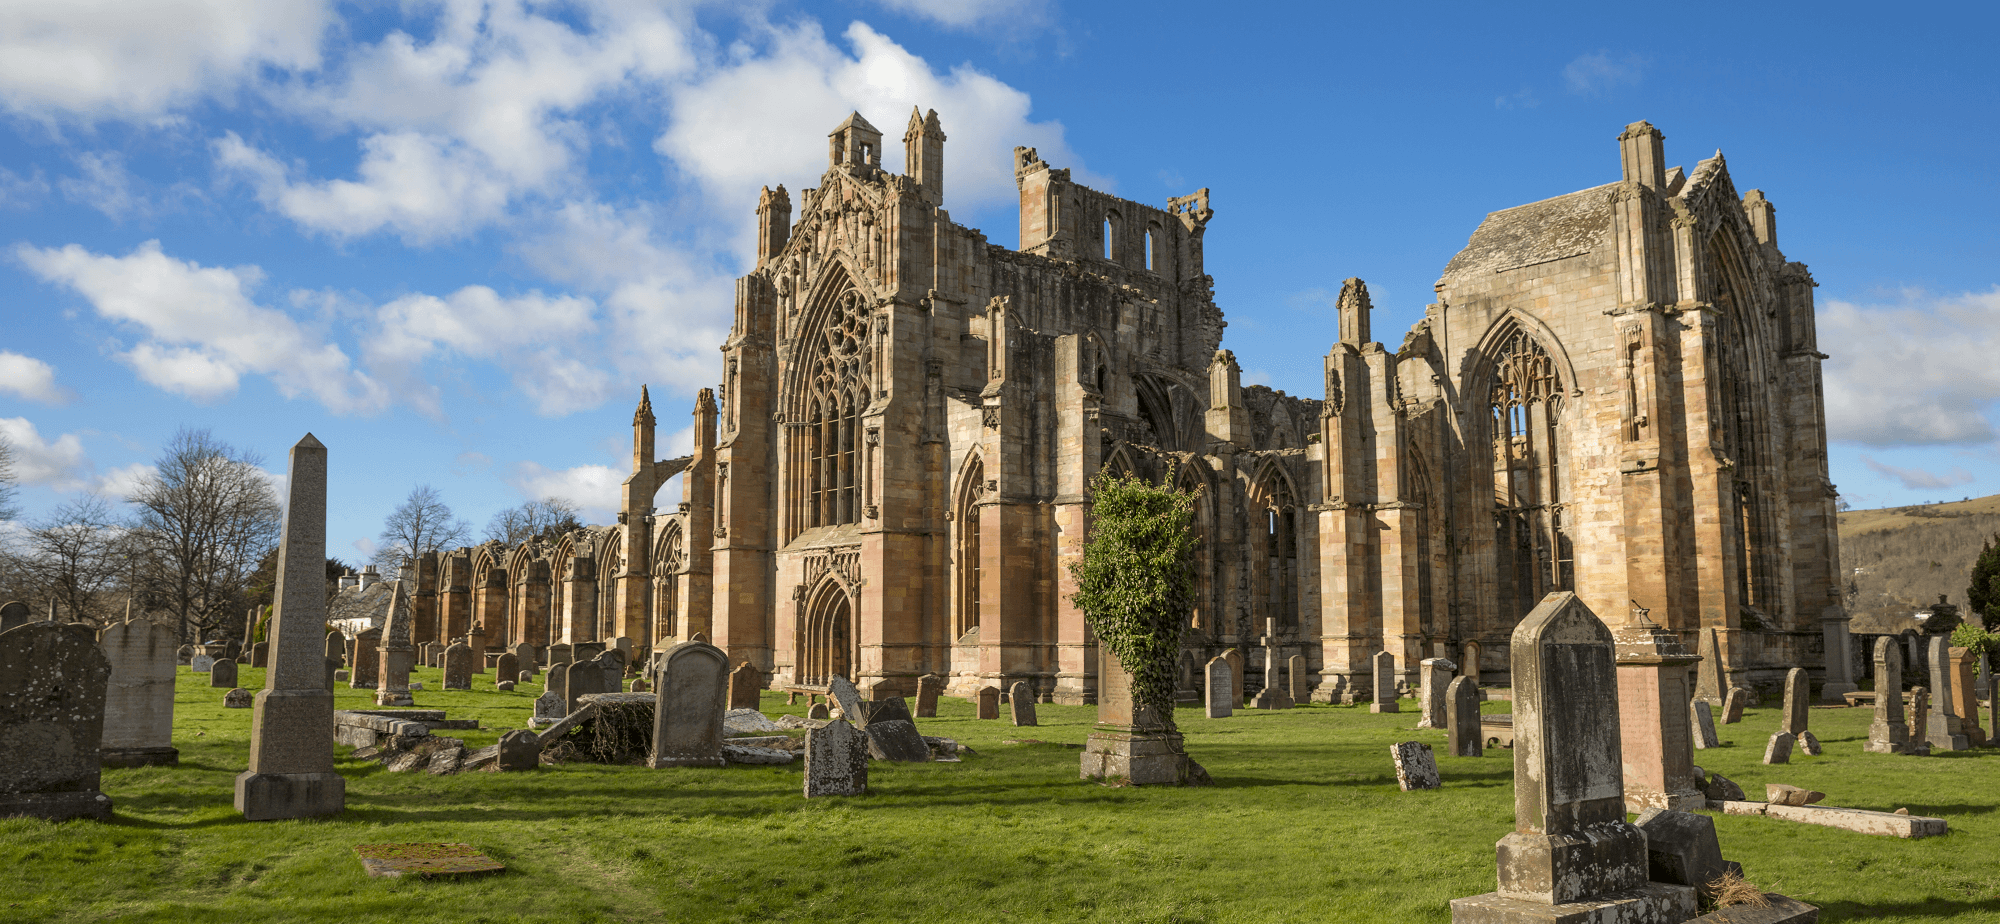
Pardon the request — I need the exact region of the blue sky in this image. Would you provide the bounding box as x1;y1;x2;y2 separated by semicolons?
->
2;0;1996;564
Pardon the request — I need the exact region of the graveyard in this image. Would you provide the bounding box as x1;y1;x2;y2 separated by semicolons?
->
2;656;1997;923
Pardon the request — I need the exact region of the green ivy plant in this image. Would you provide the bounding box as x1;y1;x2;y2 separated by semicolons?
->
1067;471;1199;729
1950;623;1998;661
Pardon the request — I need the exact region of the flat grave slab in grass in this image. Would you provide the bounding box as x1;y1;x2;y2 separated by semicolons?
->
353;843;505;879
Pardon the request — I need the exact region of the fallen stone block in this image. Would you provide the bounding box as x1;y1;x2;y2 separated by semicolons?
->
1702;772;1746;803
1720;801;1769;816
1765;783;1825;806
722;744;794;765
1763;804;1946;838
534;701;600;748
458;744;500;771
724;708;783;735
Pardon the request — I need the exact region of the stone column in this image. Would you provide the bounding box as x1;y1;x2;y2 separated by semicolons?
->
375;581;415;707
561;556;599;644
1865;636;1907;754
1080;656;1203;786
1448;591;1696;922
1613;616;1705;812
98;617;179;768
235;434;345;821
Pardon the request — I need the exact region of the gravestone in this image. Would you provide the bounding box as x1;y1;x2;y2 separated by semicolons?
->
1949;647;1985;747
209;657;239;689
234;434;345;821
250;641;269;668
856;697;928;762
98;618;179;768
803;719;868;797
224;688;253;708
548;643;573;669
648;639;728;768
1925;636;1969;751
1205;655;1233;719
511;642;538;678
1633;809;1740;901
1690;700;1719;750
176;644;192;665
0;601;28;633
1222;648;1245;708
532;691;564;725
976;686;1000;719
564;656;606;712
1418;657;1456;729
1250;619;1292;709
497;729;539;771
1461;639;1483;688
1764;667;1805;763
191;651;215;673
594;650;625;697
1446;675;1481;757
495;652;519;687
441;642;473;691
828;675;864;720
1370;651;1398;713
323;632;343;690
348;628;380;690
1448;592;1695;922
375;581;416;707
1721;686;1747;724
914;673;943;718
1009;681;1038;726
1763;731;1795;764
1694;627;1725;706
729;662;761;711
808;702;830;720
1288;654;1309;705
1909;686;1930;751
1614;611;1705;812
0;623;114;821
547;662;571;707
1866;636;1909;754
1391;741;1440;790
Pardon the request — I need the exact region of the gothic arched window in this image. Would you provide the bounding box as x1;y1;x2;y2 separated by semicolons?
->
1487;328;1569;619
954;456;985;638
796;288;869;532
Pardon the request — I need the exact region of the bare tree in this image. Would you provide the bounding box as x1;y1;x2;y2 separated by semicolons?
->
0;430;20;522
482;497;583;545
127;428;283;644
15;494;125;625
373;484;470;571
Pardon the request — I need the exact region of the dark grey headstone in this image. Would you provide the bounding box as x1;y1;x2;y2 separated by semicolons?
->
729;662;760;710
864;719;930;762
224;688;253;708
649;639;728;768
827;676;864;721
0;622;114;821
497;729;539;771
1391;741;1439;790
1206;656;1233;719
1691;700;1719;749
1446;675;1481;757
1009;681;1037;726
441;642;473;691
1634;808;1739;900
803;720;868;797
0;601;30;634
209;657;239;689
915;673;943;718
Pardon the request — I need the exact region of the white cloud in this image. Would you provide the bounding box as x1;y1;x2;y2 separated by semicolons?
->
505;461;622;524
0;165;50;209
1563;51;1645;96
0;418;91;490
14;240;390;413
1821;287;2000;445
59;151;149;219
0;351;73;404
870;0;1051;30
368;284;607;417
0;0;333;119
1860;455;1975;492
658;20;1090;218
352;536;378;558
95;462;156;500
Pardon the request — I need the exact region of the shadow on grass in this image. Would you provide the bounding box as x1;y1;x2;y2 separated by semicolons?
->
1815;896;2000;918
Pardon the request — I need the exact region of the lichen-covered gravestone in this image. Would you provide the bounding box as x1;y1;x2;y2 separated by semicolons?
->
728;661;760;710
1766;667;1809;764
803;719;868;797
224;688;253;708
1009;681;1038;726
441;642;473;691
1205;655;1233;719
1721;686;1747;724
1391;741;1440;790
190;649;215;673
98;617;179;768
0;622;115;820
1690;700;1719;750
648;639;728;768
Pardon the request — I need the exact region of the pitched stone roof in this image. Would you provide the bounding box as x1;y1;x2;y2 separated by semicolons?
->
1440;182;1619;280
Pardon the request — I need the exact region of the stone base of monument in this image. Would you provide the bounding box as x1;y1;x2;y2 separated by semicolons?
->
1449;883;1696;924
1249;687;1293;710
374;691;415;707
1079;729;1208;785
233;770;345;821
100;746;179;769
0;790;113;822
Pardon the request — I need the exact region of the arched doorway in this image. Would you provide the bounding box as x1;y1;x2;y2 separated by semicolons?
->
800;580;854;687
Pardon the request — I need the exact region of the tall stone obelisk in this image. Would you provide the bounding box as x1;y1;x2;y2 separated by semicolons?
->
235;434;346;820
375;581;415;707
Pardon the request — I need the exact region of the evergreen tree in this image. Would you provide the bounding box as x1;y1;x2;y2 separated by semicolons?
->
1067;471;1200;728
1969;534;2000;630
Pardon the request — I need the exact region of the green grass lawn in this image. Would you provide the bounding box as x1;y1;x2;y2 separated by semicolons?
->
4;668;1999;923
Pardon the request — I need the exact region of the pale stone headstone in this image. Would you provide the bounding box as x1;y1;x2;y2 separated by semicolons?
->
1460;639;1483;688
1690;700;1719;750
803;719;868;797
497;729;539;771
441;642;473;690
976;686;1000;719
1925;635;1969;751
1391;741;1440;790
348;628;380;690
828;675;864;720
1867;636;1908;754
375;581;415;707
98;618;178;768
234;434;344;821
518;670;533;684
1446;675;1481;757
0;622;115;821
1721;687;1747;724
808;702;830;720
914;673;943;718
648;639;728;768
1448;592;1693;921
223;687;253;708
0;601;28;634
1222;648;1245;708
495;652;519;687
190;651;215;673
1694;627;1724;706
1418;657;1456;729
1009;681;1038;726
728;662;761;711
322;631;343;690
209;657;239;689
1764;731;1796;764
1780;667;1810;735
1369;651;1398;713
1205;655;1233;719
1287;654;1309;705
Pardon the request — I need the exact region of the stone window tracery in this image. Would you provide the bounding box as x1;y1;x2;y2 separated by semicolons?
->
1487;328;1569;618
799;288;870;531
954;456;985;638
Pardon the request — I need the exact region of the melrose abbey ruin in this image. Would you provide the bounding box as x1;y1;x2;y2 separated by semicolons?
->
391;111;1849;705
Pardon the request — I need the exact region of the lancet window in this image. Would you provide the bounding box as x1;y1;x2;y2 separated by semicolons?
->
1709;238;1777;617
796;287;870;532
1487;328;1570;619
1252;465;1299;632
954;457;985;638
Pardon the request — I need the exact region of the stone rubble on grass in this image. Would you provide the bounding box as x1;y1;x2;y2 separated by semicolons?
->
776;714;828;729
724;708;784;735
1766;783;1825;806
722;744;794;765
1699;770;1746;804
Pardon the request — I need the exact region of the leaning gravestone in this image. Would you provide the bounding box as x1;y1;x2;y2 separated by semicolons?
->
441;642;473;691
1721;686;1747;724
497;729;539;771
1445;675;1481;757
349;628;380;689
98;618;179;768
1205;655;1233;719
1009;681;1038;727
1447;592;1695;922
1370;651;1398;713
1765;667;1807;764
209;657;239;689
1391;741;1440;790
857;698;929;762
648;639;728;768
728;662;760;711
914;673;943;718
1418;657;1456;729
1694;627;1725;707
1633;808;1740;901
827;675;865;721
0;622;115;821
1867;636;1909;754
0;601;28;634
235;434;344;821
802;719;868;797
1690;700;1719;750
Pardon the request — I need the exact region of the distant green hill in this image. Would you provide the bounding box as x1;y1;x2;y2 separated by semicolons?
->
1838;493;2000;633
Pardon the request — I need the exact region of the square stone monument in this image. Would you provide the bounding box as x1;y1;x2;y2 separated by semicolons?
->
1613;612;1704;811
1080;656;1203;786
1925;636;1969;751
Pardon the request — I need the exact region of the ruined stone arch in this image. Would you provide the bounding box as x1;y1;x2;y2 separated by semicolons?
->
1082;329;1112;397
652;520;685;642
1247;457;1301;634
1168;456;1217;635
1468;318;1571;624
1102;442;1142;480
797;574;857;688
1705;227;1784;622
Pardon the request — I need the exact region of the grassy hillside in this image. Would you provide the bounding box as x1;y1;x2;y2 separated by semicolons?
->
1838;493;2000;633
